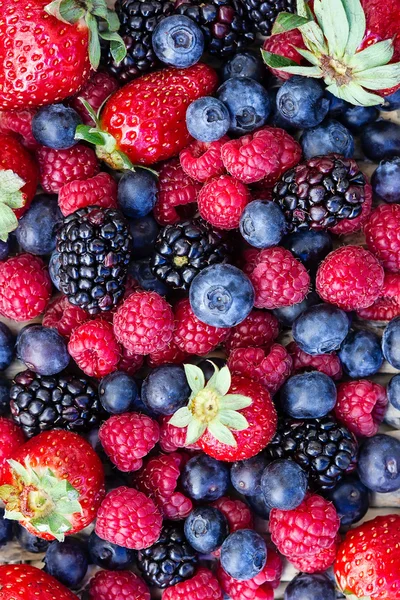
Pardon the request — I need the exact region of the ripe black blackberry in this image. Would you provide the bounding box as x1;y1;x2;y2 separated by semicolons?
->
174;0;255;58
242;0;296;36
56;207;132;314
265;415;358;490
10;370;104;438
273;154;367;232
138;522;198;588
150;219;230;291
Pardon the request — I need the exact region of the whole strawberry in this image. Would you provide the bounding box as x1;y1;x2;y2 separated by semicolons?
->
0;564;77;599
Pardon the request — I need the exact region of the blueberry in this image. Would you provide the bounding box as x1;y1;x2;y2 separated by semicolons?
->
217;77;270;135
0;507;13;546
384;401;400;429
230;454;269;496
339;105;379;132
380;88;400;111
0;322;15;370
282;231;333;275
88;531;136;570
15;194;62;255
372;157;400;204
293;303;350;355
268;87;295;130
15;523;50;552
361;120;400;161
382;316;400;369
99;371;139;414
0;378;10;415
184;506;229;553
223;52;264;83
272;291;320;327
276;76;329;129
300;119;354;159
44;538;88;588
181;454;230;501
358;434;400;493
186;96;230;142
129;258;169;296
128;215;160;259
152;15;204;68
220;529;267;581
32;104;81;149
0;240;9;261
261;459;308;510
142;364;190;415
239;200;287;248
245;493;271;519
326;476;369;526
326;92;349;117
189;264;254;328
118;169;158;219
280;372;337;419
16;325;69;375
339;329;383;378
49;250;62;290
284;573;336;600
388;374;400;411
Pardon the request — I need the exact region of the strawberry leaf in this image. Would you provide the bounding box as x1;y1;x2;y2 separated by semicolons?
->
331;81;385;105
169;407;192;428
208;421;237;447
218;410;249;431
271;12;312;35
342;0;366;57
354;63;400;90
185;420;206;446
294;47;322;66
214;366;231;396
85;12;101;70
261;50;302;68
75;125;105;146
0;205;19;242
219;394;252;411
314;0;349;59
99;31;127;64
184;364;205;396
349;39;394;71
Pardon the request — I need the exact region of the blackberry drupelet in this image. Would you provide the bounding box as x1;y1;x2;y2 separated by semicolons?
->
174;0;255;58
265;415;358;490
57;206;132;314
242;0;296;36
150;219;230;291
273;154;367;232
10;370;104;438
137;522;198;588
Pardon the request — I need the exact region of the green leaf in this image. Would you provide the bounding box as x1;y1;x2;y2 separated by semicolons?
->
0;205;19;242
4;510;24;521
207;421;237;447
219;394;252;411
218;410;249;431
349;39;394;71
55;499;83;515
169;407;192;428
262;50;302;69
296;0;310;18
294;46;322;66
205;362;220;390
214;365;231;396
342;0;366;57
330;81;384;105
299;21;328;55
58;0;86;23
185;420;206;446
7;460;30;483
0;486;16;502
272;64;323;76
271;12;312;35
75;125;105;146
314;0;349;59
105;9;121;32
184;364;205;396
44;0;72;23
99;31;127;64
76;98;99;125
354;62;400;90
85;12;101;70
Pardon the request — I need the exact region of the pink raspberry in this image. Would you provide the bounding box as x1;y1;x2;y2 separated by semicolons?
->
228;344;292;394
0;108;39;150
180;137;228;182
147;339;190;368
118;346;145;375
68;319;121;378
69;71;119;126
335;380;388;438
329;182;372;235
159;416;201;453
364;204;400;273
36;144;99;193
154;158;201;225
286;341;343;380
211;497;254;532
288;535;340;574
163;568;223;600
224;310;279;353
173;298;228;355
357;272;400;321
42;296;90;339
58;172;118;216
89;570;150;600
198;174;251;230
263;30;306;80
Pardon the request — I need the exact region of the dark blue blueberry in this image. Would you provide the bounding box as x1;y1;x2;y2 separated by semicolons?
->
184;506;229;553
99;371;139;414
230;454;269;496
0;508;13;546
32;104;81;149
0;377;10;415
372;157;400;204
381;88;400;111
282;231;333;275
239;200;287;248
326;92;349;117
128;215;160;259
339;329;383;378
0;321;15;370
15;194;62;255
300;118;354;159
189;264;254;328
152;15;204;68
361;120;400;161
0;240;9;261
129;258;169;296
16;324;69;375
141;364;190;415
280;372;337;419
217;77;270;135
88;531;136;570
186;96;230;142
49;250;62;290
118;169;158;219
358;434;400;493
268;87;295;130
284;573;336;600
223;52;264;83
388;374;400;411
293;303;350;355
261;459;308;510
339;105;379;132
245;493;271;519
181;454;230;501
272;291;320;327
15;524;50;552
220;530;267;581
382;316;400;369
276;76;329;129
326;476;369;526
44;538;88;588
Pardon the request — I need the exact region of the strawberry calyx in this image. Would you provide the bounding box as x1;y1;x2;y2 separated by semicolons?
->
0;170;26;242
0;459;83;542
169;363;252;448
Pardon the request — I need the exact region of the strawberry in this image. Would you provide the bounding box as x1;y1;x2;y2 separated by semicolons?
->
0;564;77;599
0;429;105;541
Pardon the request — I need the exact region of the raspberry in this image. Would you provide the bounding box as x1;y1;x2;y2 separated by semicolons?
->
316;245;384;311
211;497;254;532
329;181;373;235
95;486;162;550
0;108;39;150
288;536;340;574
58;172;118;216
221;127;301;185
224;310;279;353
89;570;150;600
36;144;99;193
0;418;25;481
254;547;283;588
68;319;121;378
180;138;228;182
113;291;174;355
69;72;119;126
269;494;340;558
357;273;400;321
198;174;251;230
118;346;145;375
159;416;201;453
262;30;306;80
217;563;278;600
163;568;223;600
0;254;52;321
173;298;228;355
154;158;201;225
364;204;400;273
286;341;343;380
334;380;388;438
147;340;190;368
228;344;292;395
247;247;310;309
99;413;160;472
42;296;90;339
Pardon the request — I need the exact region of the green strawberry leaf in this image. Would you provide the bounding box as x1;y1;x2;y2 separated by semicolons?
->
0;205;18;242
75;125;105;146
271;12;312;35
349;39;394;71
330;81;384;105
99;31;127;64
185;420;206;446
85;12;101;70
271;64;323;76
169;407;192;428
261;50;302;68
218;394;252;411
218;409;249;431
184;364;205;396
313;0;349;59
7;459;30;483
342;0;366;57
294;46;322;65
44;0;85;24
214;366;231;396
208;421;237;447
354;63;400;90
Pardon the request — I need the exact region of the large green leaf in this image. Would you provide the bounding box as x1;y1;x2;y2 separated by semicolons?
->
314;0;349;59
261;50;301;69
273;64;323;77
354;63;400;90
331;81;385;105
342;0;366;56
349;39;394;72
271;12;312;35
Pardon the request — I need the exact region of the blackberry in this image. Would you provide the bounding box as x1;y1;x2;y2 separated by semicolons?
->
273;154;367;232
10;370;104;438
174;0;255;58
56;207;132;314
265;415;358;490
137;522;198;588
150;219;230;291
242;0;296;36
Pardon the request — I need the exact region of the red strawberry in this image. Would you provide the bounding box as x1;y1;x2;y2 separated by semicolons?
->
0;418;25;482
0;430;105;541
0;564;77;599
